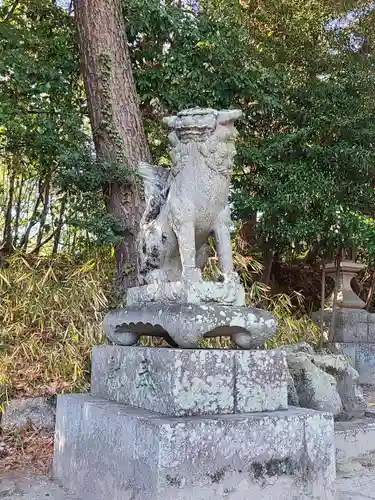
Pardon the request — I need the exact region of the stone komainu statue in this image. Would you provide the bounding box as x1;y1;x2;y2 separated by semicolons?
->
137;107;242;285
103;107;277;349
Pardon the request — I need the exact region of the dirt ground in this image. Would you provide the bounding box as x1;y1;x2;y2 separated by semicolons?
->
0;471;372;499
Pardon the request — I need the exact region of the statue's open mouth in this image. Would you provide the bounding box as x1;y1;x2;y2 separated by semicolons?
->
178;129;212;140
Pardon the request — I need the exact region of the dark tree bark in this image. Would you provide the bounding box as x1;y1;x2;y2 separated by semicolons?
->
304;241;321;267
366;267;375;311
35;173;51;254
319;258;326;349
261;249;274;285
12;173;23;248
328;248;342;343
73;0;152;288
19;179;44;251
52;195;67;255
2;166;16;254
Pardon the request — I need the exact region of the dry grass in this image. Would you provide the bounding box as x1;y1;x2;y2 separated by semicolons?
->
0;247;320;406
0;427;53;473
0;252;114;405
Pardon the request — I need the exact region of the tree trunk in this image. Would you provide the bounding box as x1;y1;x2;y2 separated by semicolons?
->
35;174;51;254
12;173;23;248
328;248;342;343
366;267;375;311
73;0;152;288
2;166;16;254
319;258;326;349
304;241;321;267
20;179;44;251
261;249;274;285
52;195;67;255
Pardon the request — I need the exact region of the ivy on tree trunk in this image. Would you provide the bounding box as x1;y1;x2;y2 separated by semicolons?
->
73;0;151;288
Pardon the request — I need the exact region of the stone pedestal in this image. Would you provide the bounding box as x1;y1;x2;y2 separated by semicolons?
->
319;308;375;385
53;346;335;499
91;346;288;415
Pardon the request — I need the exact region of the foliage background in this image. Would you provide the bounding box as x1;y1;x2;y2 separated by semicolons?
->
0;0;375;402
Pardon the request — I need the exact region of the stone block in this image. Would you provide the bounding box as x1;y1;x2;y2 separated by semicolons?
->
335;419;375;472
53;394;335;500
340;343;356;367
367;321;375;342
1;397;55;431
91;346;288;416
336;309;369;325
356;344;375;385
335;321;367;343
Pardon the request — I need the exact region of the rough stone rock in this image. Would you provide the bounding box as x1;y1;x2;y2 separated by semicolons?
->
335;419;375;472
311;354;366;420
1;397;55;431
91;346;288;416
282;342;315;355
284;344;366;420
286;352;343;416
287;372;299;406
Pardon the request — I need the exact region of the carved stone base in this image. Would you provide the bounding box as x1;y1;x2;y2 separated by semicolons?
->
103;303;277;349
126;281;246;307
91;346;288;416
53;395;335;500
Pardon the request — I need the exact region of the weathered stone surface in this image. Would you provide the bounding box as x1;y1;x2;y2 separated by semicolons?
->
356;343;375;385
282;342;315;355
126;280;246;307
313;309;370;343
286;352;343;416
367;321;375;342
324;261;366;309
335;320;368;343
103;108;276;349
287;372;299;406
340;343;356;365
335;419;375;472
1;397;55;431
103;303;277;349
311;354;366;420
91;346;288;416
53;394;335;500
341;342;375;385
137;108;242;286
284;344;366;419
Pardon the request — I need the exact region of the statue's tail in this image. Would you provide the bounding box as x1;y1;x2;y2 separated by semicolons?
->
138;162;169;203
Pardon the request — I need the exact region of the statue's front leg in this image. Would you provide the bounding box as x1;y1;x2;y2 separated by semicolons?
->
172;218;202;283
214;207;238;283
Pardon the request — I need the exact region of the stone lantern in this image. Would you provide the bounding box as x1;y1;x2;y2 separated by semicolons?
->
325;260;366;309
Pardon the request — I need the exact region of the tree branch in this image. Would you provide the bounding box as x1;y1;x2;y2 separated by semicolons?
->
28;227;60;255
3;0;21;22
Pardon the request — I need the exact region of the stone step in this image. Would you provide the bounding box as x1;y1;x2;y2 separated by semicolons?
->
335;418;375;472
53;394;335;500
91;346;288;416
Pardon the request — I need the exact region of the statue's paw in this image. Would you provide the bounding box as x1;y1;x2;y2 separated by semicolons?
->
223;271;240;284
147;269;169;284
181;267;202;283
